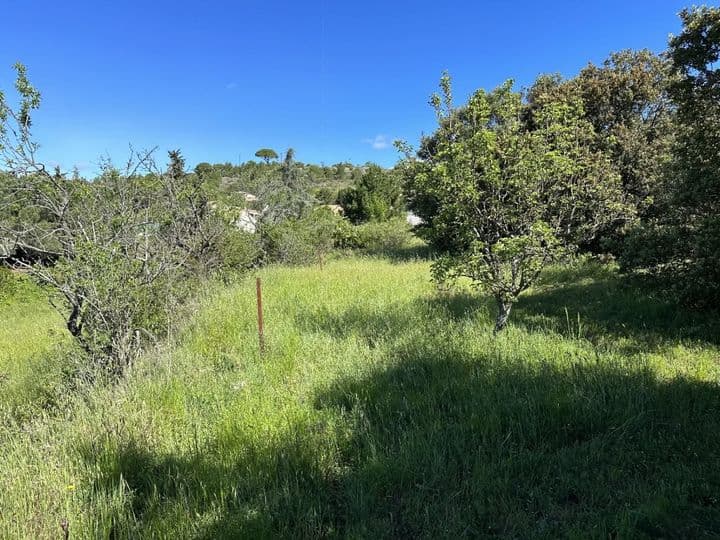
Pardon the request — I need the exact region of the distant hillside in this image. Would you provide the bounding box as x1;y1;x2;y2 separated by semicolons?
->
196;160;377;206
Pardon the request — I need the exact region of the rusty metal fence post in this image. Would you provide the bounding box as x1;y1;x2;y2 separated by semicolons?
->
256;277;265;354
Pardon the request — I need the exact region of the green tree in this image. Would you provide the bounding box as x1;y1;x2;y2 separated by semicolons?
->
313;186;336;204
623;7;720;307
575;50;675;219
257;148;313;225
194;161;213;178
400;74;626;331
0;64;225;372
254;148;278;164
525;51;675;252
261;207;340;266
338;165;402;224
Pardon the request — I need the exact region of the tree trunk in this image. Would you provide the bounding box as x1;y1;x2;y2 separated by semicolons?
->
66;300;82;337
494;298;513;333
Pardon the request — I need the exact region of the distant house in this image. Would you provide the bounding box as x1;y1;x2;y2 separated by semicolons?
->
239;191;258;203
406;212;423;226
235;208;261;233
321;204;344;216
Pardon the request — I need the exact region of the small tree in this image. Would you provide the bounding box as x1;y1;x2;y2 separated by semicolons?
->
194;162;213;178
256;148;313;226
400;74;626;331
0;64;223;372
338;164;402;224
254;148;278;164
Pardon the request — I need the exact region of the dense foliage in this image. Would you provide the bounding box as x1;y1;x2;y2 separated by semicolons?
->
397;6;720;327
400;75;626;330
621;6;720;308
0;66;227;371
337;164;402;223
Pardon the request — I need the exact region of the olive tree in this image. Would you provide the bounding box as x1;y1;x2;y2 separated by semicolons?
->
399;74;626;332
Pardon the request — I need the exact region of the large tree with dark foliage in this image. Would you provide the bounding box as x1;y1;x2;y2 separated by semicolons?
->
524;50;675;253
622;6;720;308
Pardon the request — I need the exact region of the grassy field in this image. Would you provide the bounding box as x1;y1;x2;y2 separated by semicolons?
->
1;256;720;538
0;270;69;419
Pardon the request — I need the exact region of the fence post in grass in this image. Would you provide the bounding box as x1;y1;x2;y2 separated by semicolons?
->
256;277;265;355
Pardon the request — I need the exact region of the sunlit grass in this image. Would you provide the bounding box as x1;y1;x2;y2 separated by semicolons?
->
1;256;719;538
0;271;69;417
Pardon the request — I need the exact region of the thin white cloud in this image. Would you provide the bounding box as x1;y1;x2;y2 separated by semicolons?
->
226;82;238;90
363;134;392;150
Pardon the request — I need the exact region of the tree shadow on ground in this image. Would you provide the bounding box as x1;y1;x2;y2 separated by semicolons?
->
511;263;720;352
78;268;720;538
359;242;435;264
79;337;720;538
76;420;350;539
295;293;491;348
309;260;720;354
312;344;720;538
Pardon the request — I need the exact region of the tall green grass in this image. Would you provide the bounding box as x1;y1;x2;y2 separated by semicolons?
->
0;270;70;418
1;257;719;538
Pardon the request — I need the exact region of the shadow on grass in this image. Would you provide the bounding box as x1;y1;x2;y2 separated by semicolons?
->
314;347;720;538
359;242;435;264
76;263;720;538
512;263;720;351
80;340;720;538
304;260;720;353
77;422;348;539
296;293;491;348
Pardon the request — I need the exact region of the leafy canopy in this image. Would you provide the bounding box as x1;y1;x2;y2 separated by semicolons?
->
254;148;279;163
338;165;402;224
622;6;720;307
400;73;626;331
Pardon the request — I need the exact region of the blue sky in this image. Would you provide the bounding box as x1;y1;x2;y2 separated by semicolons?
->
1;0;691;173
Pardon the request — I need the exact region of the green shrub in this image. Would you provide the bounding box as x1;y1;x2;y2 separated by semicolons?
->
338;165;403;224
313;187;337;205
262;207;341;265
332;218;362;249
355;219;415;253
333;219;420;255
217;228;263;272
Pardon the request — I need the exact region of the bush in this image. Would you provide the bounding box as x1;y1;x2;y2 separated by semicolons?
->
621;219;720;309
338;165;403;224
313;187;337;205
217;228;263;272
332;219;362;249
333;218;420;255
262;208;341;266
353;219;416;253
